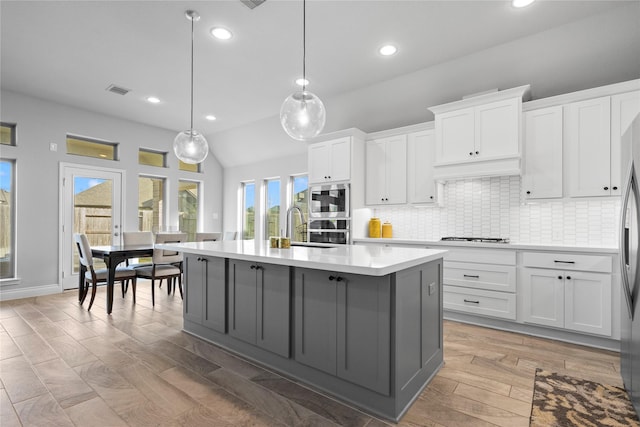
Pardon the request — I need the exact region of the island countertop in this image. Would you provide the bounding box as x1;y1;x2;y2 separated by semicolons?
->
157;240;447;276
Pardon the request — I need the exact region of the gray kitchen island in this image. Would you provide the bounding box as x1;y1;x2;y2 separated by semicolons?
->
156;240;446;421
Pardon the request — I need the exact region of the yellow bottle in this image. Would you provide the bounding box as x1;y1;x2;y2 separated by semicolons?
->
369;217;381;238
382;221;393;238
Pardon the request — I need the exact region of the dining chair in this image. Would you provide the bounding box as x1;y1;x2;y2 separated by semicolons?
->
74;233;138;311
196;232;222;242
121;231;154;295
134;232;186;306
223;231;238;241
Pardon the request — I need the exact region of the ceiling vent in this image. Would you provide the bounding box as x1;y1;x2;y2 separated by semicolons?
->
105;84;131;96
240;0;266;10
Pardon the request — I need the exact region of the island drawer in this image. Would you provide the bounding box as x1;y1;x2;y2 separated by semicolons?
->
444;261;516;292
521;252;611;273
444;286;516;320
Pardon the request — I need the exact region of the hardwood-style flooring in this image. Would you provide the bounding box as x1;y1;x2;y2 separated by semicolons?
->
0;281;622;426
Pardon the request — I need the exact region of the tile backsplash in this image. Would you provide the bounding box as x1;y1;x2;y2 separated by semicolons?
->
357;176;620;248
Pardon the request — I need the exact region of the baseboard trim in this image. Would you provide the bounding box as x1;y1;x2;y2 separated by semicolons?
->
0;284;62;301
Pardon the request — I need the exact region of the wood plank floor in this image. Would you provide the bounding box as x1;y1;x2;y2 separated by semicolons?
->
0;281;622;426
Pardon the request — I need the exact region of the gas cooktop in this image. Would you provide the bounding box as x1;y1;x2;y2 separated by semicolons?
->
440;237;510;243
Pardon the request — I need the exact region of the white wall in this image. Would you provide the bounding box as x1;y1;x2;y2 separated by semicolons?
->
222;152;307;239
0;90;224;299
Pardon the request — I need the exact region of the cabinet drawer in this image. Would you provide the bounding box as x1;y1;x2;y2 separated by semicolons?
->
521;252;611;273
444;248;516;265
444;261;516;292
443;286;516;320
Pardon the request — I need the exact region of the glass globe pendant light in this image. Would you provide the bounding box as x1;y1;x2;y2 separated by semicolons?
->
280;0;326;141
174;10;209;164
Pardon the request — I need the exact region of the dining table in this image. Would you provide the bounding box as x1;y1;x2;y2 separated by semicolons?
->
78;244;154;314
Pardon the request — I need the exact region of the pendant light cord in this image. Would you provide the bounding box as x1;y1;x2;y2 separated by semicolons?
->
302;0;306;92
190;14;195;133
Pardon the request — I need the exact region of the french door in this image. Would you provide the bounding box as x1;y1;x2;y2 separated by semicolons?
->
60;164;124;290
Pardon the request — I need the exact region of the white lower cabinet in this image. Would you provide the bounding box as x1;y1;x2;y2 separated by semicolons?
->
521;252;612;337
443;248;517;320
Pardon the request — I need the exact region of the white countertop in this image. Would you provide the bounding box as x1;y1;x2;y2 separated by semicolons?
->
352;237;619;254
157;240;447;276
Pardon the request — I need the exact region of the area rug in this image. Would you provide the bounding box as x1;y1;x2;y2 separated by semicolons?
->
530;369;640;427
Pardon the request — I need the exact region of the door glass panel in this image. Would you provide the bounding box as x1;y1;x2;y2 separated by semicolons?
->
73;176;112;272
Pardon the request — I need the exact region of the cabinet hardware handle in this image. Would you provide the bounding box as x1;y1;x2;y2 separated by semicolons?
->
613;186;618;190
430;196;434;199
250;265;256;270
256;265;263;270
463;299;480;304
566;276;571;280
329;275;335;281
554;260;575;264
327;176;331;179
197;257;201;261
558;275;563;280
604;186;609;191
385;198;389;201
526;191;531;195
336;276;343;282
475;151;479;155
469;152;473;156
381;198;385;201
463;274;480;278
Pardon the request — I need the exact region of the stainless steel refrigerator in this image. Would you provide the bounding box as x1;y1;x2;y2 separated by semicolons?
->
620;113;640;415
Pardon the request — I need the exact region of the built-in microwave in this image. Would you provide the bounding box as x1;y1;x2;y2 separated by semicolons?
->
308;219;350;244
309;184;349;218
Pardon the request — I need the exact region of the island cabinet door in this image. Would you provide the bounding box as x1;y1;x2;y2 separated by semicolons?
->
183;255;204;324
228;259;258;344
336;274;391;396
202;256;226;333
294;268;338;375
256;263;291;357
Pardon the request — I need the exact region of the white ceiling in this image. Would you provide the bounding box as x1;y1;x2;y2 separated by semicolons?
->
0;0;637;166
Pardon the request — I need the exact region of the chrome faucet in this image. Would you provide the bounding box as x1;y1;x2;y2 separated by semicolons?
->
285;206;305;240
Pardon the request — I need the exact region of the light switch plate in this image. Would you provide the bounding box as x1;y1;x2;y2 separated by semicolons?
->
49;142;57;152
429;282;436;295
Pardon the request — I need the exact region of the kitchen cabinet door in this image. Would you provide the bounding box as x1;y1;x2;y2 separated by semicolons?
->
365;135;407;205
435;107;474;163
294;268;337;375
521;268;564;328
183;254;204;325
565;96;612;197
228;259;258;344
407;129;438;204
336;273;391;395
564;271;611;336
612;90;640;197
475;98;520;159
522;106;563;199
256;263;290;357
308;137;351;184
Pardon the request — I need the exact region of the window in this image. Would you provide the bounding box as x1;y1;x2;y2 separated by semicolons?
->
241;181;255;240
179;160;200;173
66;135;117;160
139;149;166;167
178;180;199;241
290;175;308;242
0;123;16;146
138;176;165;231
0;159;15;279
265;178;280;238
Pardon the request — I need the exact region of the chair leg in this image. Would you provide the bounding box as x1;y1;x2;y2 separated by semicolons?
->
79;279;88;305
131;278;137;304
178;275;183;300
87;281;98;311
167;277;172;295
121;280;127;298
151;279;155;307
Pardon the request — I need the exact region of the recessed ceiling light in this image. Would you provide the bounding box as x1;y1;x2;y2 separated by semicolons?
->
512;0;535;8
205;115;217;121
379;44;397;56
296;78;309;87
210;27;232;40
146;96;160;104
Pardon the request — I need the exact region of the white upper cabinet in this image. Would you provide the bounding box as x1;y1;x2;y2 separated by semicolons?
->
565;96;612;197
365;135;407;205
308;137;351;184
407;129;439;204
612;90;640;190
522;106;563;199
429;85;530;180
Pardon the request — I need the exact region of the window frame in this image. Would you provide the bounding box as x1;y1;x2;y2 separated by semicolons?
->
66;134;118;161
241;181;255;240
178;179;201;241
138;174;166;232
0;158;17;282
138;148;167;168
264;177;281;239
179;160;201;173
0;123;17;146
